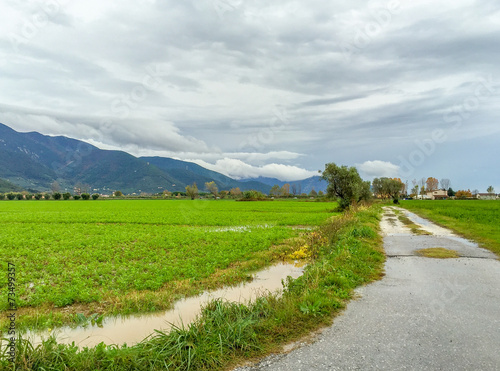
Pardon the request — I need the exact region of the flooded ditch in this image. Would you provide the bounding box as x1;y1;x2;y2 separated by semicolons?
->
25;262;305;349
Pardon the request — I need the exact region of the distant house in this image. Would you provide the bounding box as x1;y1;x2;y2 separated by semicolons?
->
425;189;448;200
476;193;498;200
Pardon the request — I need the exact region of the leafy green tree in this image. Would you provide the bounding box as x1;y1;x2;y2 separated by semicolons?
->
185;183;198;200
0;194;5;200
73;195;81;200
81;193;91;200
44;193;51;200
63;192;71;200
16;193;23;200
447;188;455;197
53;192;62;200
114;190;123;197
321;163;371;210
7;193;15;200
92;194;100;200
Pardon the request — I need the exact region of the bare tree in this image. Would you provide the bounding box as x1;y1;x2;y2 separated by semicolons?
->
440;179;451;190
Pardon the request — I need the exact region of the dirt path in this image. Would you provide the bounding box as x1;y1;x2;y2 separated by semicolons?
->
236;207;500;370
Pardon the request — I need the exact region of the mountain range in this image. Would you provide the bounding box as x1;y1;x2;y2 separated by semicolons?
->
0;122;327;195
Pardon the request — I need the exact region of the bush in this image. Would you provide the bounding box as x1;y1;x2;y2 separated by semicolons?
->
25;194;32;200
44;193;51;200
81;193;90;200
0;194;5;200
53;192;62;200
92;194;99;200
16;193;23;200
34;194;43;200
241;190;268;201
73;195;81;200
6;193;16;200
63;192;71;200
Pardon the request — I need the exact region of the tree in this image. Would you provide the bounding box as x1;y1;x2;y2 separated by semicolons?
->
51;181;60;193
205;181;218;199
291;183;297;195
281;183;290;197
53;192;62;200
92;194;100;200
373;178;404;203
411;185;419;197
81;193;91;200
73;195;81;200
318;190;324;197
219;190;228;199
185;183;198;200
269;185;282;197
472;189;479;196
309;189;318;197
455;189;472;199
440;179;451;190
487;186;495;194
426;177;439;191
321;163;370;210
114;190;123;197
229;187;242;198
44;193;51;200
63;192;71;200
447;188;456;197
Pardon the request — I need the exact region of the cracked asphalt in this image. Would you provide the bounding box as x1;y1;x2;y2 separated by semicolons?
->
235;207;500;371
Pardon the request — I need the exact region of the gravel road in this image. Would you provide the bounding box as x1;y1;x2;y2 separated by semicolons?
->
235;207;500;371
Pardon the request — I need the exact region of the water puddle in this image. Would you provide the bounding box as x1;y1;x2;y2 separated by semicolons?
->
25;262;305;349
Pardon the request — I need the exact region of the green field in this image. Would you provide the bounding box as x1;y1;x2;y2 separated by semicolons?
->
400;200;500;257
0;199;335;331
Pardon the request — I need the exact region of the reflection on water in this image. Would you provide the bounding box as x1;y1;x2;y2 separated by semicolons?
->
26;262;305;348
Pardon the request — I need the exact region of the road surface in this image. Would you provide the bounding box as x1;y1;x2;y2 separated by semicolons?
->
236;207;500;371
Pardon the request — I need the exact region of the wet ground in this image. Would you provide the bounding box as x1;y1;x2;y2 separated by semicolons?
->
26;262;305;348
236;207;500;371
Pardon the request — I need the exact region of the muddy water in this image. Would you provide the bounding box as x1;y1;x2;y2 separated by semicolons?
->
26;262;305;348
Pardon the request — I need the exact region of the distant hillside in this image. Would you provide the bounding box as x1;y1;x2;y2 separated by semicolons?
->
241;176;327;194
0;178;23;193
140;157;271;193
0;123;272;194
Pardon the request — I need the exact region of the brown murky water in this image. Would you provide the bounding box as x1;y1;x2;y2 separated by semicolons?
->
26;262;305;348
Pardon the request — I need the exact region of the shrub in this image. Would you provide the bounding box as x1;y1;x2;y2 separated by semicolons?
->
63;192;71;200
241;190;267;201
34;194;43;200
44;193;51;200
73;195;81;200
0;194;5;200
53;192;62;200
114;190;123;197
81;193;90;200
92;194;99;200
7;193;16;200
16;193;23;200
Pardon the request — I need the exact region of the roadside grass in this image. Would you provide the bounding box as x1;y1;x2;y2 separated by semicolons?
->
400;200;500;257
1;205;385;370
415;247;460;259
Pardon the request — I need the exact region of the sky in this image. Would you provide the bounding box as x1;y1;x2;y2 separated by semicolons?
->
0;0;499;192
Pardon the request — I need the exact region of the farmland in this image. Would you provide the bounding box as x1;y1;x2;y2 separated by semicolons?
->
400;200;500;257
0;199;335;331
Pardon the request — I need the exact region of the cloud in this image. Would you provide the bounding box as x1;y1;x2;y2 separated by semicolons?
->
357;160;400;179
190;158;318;181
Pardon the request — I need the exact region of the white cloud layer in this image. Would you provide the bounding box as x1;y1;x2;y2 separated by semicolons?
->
357;160;400;179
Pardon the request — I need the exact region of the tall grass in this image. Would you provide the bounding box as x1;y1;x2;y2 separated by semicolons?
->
1;206;385;370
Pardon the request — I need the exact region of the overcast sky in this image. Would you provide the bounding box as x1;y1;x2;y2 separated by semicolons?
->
1;0;499;191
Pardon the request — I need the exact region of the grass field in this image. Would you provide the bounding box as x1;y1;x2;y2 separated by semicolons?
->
400;200;500;257
1;202;385;370
0;199;335;331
